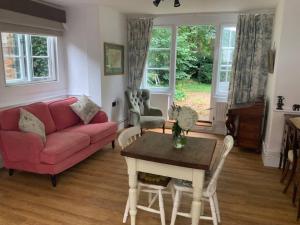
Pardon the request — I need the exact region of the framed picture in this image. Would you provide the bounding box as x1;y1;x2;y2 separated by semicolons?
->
104;43;124;75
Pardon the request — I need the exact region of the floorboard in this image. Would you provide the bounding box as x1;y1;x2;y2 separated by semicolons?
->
0;130;298;225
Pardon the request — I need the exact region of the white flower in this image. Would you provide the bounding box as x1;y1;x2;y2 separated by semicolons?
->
177;106;198;130
168;107;179;120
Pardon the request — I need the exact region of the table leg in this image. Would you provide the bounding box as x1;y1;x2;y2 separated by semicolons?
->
191;170;205;225
126;158;138;225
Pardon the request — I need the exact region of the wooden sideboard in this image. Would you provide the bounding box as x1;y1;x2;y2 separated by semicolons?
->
226;99;265;152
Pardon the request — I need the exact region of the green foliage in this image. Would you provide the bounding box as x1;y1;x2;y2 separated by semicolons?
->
175;88;186;101
148;25;216;85
31;36;49;77
176;25;216;83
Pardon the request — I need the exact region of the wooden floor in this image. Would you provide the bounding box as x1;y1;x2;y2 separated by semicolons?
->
0;130;298;225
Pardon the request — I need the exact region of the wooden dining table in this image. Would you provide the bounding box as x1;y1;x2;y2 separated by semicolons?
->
121;131;217;225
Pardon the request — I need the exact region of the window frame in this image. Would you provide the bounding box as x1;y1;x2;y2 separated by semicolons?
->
143;25;174;93
1;32;58;87
215;24;236;98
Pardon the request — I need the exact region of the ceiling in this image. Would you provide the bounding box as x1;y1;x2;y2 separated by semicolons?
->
45;0;279;14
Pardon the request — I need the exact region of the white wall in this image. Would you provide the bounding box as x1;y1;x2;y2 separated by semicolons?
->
99;6;128;128
263;0;300;167
64;4;128;129
64;5;102;105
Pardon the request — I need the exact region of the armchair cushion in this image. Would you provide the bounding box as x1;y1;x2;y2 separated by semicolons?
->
40;131;90;165
0;131;44;164
140;116;165;129
63;122;117;144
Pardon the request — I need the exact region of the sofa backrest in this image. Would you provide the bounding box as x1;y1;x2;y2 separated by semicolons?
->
0;102;57;135
48;97;81;131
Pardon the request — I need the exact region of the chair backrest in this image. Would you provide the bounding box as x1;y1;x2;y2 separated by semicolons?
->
206;135;234;195
118;126;141;149
125;89;151;116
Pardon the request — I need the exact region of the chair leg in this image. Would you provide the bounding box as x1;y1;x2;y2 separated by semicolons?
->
281;161;290;183
170;190;181;225
213;193;221;223
162;124;165;134
50;175;57;187
112;140;115;149
8;169;14;176
279;152;283;169
283;161;297;193
123;184;141;223
209;196;218;225
298;198;300;220
158;190;166;225
123;197;130;223
293;183;298;206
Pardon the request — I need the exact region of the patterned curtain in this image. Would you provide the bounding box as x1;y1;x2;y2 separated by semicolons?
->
228;14;274;106
128;18;153;89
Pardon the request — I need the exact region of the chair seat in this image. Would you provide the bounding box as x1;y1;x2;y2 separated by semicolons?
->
173;178;211;197
138;172;171;187
140;116;165;129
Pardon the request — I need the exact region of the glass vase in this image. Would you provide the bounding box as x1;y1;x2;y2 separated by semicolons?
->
173;133;187;149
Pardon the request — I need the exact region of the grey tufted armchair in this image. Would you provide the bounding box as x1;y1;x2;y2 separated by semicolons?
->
125;89;165;133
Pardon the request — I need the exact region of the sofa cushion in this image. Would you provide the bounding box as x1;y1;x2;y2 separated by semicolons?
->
19;108;46;143
0;102;56;135
64;122;117;144
40;131;90;165
48;97;81;131
70;95;100;124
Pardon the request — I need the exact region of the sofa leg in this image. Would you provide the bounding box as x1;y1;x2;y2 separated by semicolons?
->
50;175;57;187
8;169;14;176
162;124;165;134
112;140;115;149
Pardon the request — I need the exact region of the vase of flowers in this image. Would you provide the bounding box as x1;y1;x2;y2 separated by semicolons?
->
168;103;198;149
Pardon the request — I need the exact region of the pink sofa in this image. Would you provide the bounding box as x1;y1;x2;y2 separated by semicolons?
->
0;97;117;187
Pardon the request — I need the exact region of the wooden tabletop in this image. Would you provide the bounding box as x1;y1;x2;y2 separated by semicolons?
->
120;132;217;170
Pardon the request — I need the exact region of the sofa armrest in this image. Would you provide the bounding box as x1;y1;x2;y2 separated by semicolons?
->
0;131;44;164
90;111;108;124
147;107;163;117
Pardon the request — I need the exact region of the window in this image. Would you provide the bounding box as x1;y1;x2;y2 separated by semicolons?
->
1;32;58;85
216;26;236;96
146;27;172;89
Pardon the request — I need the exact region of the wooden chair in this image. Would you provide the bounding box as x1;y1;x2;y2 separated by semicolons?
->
280;125;299;194
169;135;234;225
118;126;171;225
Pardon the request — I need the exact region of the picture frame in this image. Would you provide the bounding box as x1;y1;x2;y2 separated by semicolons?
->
104;43;124;75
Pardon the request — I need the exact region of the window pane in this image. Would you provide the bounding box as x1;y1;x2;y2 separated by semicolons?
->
4;57;22;81
148;50;170;68
31;36;48;56
1;33;22;56
147;69;169;88
33;58;49;77
150;27;172;49
220;71;227;82
216;26;236;96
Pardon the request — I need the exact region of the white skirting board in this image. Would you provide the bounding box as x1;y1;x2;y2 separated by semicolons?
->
262;142;280;167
